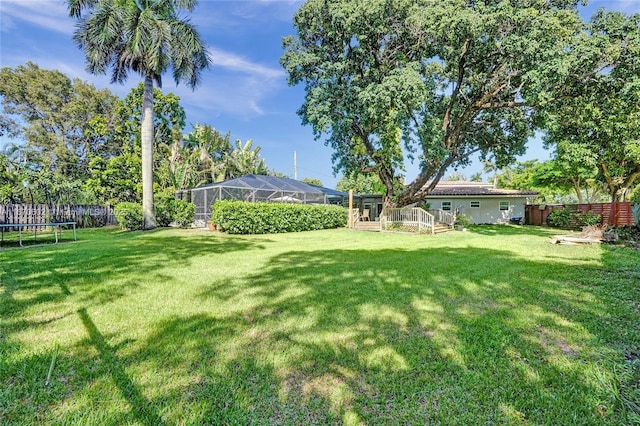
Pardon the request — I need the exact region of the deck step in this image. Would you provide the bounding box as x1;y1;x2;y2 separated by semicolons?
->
353;221;382;231
353;221;453;233
433;224;452;234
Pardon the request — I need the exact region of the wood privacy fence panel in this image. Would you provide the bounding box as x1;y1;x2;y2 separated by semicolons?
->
0;204;116;230
525;202;635;227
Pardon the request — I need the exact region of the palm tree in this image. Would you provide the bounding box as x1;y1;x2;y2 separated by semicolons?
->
68;0;210;229
481;159;498;188
224;139;269;179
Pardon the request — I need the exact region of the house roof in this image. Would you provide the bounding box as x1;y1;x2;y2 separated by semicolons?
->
426;181;538;197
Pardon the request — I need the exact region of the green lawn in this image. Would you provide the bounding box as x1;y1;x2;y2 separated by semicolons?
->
1;226;639;425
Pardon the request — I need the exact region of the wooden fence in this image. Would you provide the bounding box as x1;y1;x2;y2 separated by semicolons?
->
525;202;635;227
0;204;116;230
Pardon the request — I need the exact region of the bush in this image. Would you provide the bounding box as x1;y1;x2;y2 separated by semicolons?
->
114;202;143;230
154;192;175;227
546;208;574;228
547;207;601;229
454;214;471;227
171;200;195;228
211;200;347;234
576;210;601;227
613;224;640;243
155;192;196;228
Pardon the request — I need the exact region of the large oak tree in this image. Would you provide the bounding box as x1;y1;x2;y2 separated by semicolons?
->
282;0;583;207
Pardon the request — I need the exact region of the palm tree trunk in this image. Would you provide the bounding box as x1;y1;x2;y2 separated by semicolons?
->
141;74;157;229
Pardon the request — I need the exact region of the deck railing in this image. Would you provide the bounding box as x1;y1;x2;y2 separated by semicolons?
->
350;209;360;228
381;207;435;234
428;209;455;226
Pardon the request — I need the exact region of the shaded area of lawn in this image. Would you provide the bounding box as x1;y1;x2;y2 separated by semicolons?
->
1;227;638;424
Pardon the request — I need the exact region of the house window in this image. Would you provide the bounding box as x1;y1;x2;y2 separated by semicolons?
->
470;201;480;208
499;201;510;211
442;201;452;211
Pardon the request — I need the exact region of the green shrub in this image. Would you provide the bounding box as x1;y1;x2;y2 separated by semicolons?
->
454;214;471;227
171;199;195;228
547;207;574;228
154;192;175;227
547;207;602;229
114;202;143;230
613;224;640;242
211;200;347;234
576;210;601;226
155;192;196;227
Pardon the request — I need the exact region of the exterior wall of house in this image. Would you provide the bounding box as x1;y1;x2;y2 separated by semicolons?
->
425;196;529;224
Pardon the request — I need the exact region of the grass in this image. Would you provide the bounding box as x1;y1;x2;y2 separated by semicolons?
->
1;225;639;425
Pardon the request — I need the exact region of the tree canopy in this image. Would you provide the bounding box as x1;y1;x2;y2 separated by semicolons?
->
282;0;584;206
542;9;640;202
0;64;278;206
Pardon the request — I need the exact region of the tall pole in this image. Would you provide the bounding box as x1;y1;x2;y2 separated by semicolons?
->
348;189;353;228
293;151;297;180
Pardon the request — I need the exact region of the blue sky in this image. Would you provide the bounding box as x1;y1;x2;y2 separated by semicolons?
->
1;0;639;189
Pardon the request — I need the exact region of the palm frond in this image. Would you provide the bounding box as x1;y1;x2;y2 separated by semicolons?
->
69;0;210;88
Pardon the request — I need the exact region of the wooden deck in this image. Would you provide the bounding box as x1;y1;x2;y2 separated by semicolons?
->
352;207;454;234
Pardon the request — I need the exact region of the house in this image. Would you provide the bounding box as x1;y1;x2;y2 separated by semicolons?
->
424;181;538;224
353;181;538;225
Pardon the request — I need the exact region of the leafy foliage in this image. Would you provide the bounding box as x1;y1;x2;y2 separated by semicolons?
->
547;208;577;229
85;150;142;204
301;177;323;186
114;83;186;158
0;62;120;187
114;202;143;231
576;210;602;227
211;200;347;234
542;10;640;202
611;224;640;243
336;172;385;194
547;207;602;229
170;200;196;228
155;191;196;227
282;0;582;206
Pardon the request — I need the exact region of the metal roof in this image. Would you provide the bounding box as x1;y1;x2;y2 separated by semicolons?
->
427;181;538;197
197;174;348;197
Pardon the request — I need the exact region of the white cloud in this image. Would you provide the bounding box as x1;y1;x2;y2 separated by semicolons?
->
0;0;73;35
589;0;640;13
208;47;284;80
173;72;285;119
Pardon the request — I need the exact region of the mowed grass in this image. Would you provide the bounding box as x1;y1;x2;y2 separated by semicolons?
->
1;226;639;425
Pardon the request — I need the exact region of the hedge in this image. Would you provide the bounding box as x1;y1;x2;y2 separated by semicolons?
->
210;200;347;234
115;199;195;230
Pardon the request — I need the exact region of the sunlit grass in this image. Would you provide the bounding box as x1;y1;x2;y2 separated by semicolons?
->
1;225;638;424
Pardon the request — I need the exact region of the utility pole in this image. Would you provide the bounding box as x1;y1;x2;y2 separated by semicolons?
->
293;151;297;180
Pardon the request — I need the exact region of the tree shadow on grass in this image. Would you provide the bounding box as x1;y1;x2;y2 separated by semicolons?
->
465;224;558;237
92;244;635;424
76;308;166;426
3;230;638;424
0;229;272;424
0;229;270;328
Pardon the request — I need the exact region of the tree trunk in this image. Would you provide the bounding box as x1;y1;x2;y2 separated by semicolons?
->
572;179;584;204
141;75;157;230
